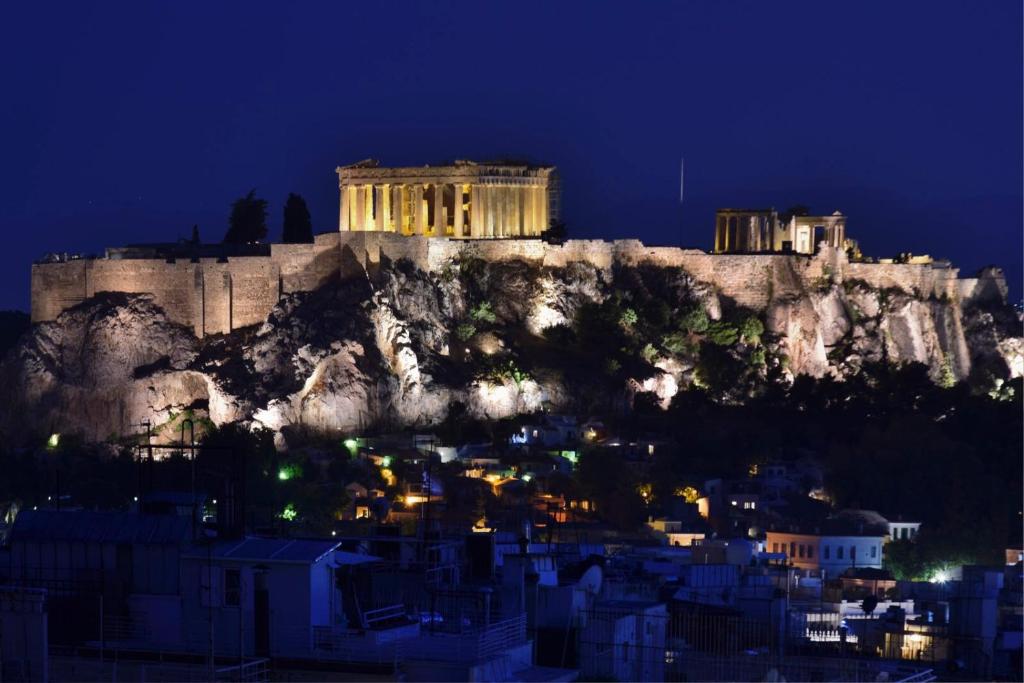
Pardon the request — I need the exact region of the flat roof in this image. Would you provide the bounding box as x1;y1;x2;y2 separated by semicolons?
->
11;510;192;545
183;537;342;564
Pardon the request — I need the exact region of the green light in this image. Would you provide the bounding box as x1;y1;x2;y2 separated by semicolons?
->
343;438;358;450
47;433;60;449
278;468;291;481
381;456;392;468
281;503;297;521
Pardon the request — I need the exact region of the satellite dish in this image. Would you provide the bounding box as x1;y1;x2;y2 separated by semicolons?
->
578;564;603;596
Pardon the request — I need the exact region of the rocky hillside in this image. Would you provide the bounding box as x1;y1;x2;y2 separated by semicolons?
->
2;252;1020;444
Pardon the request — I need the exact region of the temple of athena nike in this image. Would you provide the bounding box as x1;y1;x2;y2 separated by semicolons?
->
337;159;559;238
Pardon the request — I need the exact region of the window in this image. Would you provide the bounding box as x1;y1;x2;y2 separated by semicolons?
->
798;545;805;558
225;569;241;607
871;545;877;559
837;546;844;560
808;545;815;559
773;542;779;553
824;545;830;560
850;546;857;560
789;542;796;558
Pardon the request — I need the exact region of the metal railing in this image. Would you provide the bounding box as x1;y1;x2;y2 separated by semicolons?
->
396;614;527;663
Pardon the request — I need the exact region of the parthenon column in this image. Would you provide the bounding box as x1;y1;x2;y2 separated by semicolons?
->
414;185;425;235
483;186;493;237
468;186;478;237
393;186;404;234
374;185;385;231
537;186;548;232
340;184;350;231
511;186;521;236
453;184;464;237
497;187;507;237
433;184;445;236
523;185;534;235
354;185;366;231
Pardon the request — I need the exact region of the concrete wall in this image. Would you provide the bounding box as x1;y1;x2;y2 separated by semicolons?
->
31;231;986;335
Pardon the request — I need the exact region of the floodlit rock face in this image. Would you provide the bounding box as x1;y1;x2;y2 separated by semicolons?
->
3;248;1020;443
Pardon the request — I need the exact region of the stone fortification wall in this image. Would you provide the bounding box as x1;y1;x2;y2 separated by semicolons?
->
32;231;988;336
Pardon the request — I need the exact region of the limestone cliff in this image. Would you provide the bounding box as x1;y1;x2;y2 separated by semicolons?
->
3;249;1020;443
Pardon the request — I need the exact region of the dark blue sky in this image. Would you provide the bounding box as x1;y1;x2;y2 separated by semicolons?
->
1;1;1020;310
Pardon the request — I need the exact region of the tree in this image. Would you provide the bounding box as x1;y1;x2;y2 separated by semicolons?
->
282;193;314;244
543;220;568;244
223;190;268;244
861;594;879;618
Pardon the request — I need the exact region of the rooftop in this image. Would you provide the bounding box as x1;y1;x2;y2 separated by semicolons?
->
11;509;192;545
183;537;343;564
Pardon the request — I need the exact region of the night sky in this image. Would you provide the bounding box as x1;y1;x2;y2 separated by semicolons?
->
1;1;1020;311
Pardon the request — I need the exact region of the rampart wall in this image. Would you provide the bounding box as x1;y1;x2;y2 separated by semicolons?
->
33;231;994;336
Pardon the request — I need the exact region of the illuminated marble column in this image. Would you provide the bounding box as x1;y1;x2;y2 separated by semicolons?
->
414;185;425;235
374;185;385;231
498;186;508;237
453;184;464;237
381;184;392;231
490;186;500;237
340;184;350;231
512;186;522;236
393;185;404;234
537;185;548;232
354;185;366;231
470;185;482;238
433;184;444;236
534;186;544;233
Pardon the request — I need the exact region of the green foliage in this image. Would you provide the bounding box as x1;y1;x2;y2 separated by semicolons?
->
938;355;956;389
749;347;766;367
483;358;530;387
281;193;314;244
619;307;638;329
706;320;739;346
640;343;658;364
470;301;498;325
740;316;764;345
604;358;622;375
679;306;709;334
224;189;268;244
661;332;692;356
455;322;477;341
695;343;745;393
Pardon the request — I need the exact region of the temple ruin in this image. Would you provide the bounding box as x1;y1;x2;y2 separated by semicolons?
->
337;159;559;238
714;208;847;255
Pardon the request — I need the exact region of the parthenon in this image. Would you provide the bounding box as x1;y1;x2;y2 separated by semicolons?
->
337;159;559;238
